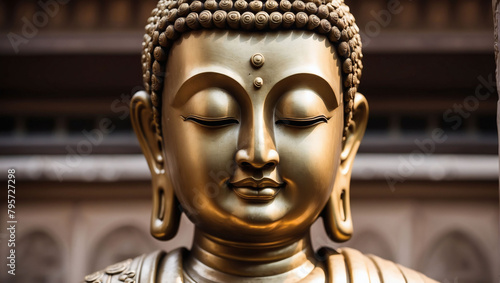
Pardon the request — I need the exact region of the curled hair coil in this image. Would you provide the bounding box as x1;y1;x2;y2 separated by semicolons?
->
154;46;167;62
279;0;292;12
204;0;218;11
199;10;214;28
249;0;263;12
255;11;269;30
295;11;308;28
165;25;179;40
265;0;279;13
189;1;204;12
307;14;320;30
234;0;248;12
186;12;201;29
177;3;190;16
213;10;228;28
167;8;178;23
282;12;295;28
305;2;318;15
317;18;331;34
227;11;241;29
269;12;283;29
240;11;256;30
220;0;233;11
159;32;170;47
292;0;306;13
317;5;329;19
174;17;188;32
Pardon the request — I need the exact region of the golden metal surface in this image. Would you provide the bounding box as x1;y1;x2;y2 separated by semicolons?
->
130;29;371;282
161;30;347;247
84;0;439;282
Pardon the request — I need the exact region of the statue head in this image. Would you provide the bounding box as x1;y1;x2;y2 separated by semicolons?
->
130;0;368;245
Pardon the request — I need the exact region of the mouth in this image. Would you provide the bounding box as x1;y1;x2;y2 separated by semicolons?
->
228;178;284;202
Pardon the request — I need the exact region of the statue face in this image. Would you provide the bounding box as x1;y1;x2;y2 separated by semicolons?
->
162;30;343;243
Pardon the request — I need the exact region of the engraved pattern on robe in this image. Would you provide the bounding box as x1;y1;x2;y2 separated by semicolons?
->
83;248;439;283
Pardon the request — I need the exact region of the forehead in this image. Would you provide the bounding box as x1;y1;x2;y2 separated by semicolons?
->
164;30;342;107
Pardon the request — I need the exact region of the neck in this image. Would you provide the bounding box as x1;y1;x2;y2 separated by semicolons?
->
185;229;322;282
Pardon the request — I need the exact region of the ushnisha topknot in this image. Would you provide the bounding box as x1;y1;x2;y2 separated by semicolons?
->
142;0;363;139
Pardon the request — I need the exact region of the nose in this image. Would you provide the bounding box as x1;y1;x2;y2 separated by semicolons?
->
236;118;279;170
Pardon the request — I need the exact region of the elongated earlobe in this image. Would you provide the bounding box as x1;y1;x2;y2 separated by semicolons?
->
130;91;181;240
322;93;369;242
150;177;181;240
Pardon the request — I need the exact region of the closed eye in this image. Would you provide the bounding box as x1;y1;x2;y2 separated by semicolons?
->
182;115;239;127
275;115;330;128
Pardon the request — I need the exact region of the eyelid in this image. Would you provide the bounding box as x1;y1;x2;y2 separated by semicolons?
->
275;115;330;127
181;115;239;127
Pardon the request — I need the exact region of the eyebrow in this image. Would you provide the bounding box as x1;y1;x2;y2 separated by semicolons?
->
170;71;246;108
267;73;340;111
169;70;340;110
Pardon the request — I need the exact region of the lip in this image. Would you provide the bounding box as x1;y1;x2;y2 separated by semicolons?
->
229;178;284;202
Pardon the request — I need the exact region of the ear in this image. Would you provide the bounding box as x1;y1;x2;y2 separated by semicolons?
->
322;93;369;242
130;91;181;240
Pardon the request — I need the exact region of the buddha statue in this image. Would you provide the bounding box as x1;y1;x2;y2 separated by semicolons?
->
84;0;438;282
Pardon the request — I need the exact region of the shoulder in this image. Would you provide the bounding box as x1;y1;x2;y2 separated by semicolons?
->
319;247;439;283
82;248;187;283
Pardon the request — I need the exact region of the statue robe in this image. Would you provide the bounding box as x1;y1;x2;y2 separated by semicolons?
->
83;248;438;283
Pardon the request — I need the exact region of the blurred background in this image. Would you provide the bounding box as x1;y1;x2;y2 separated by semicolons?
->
0;0;498;282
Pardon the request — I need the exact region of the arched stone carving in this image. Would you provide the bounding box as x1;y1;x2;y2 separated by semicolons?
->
421;231;491;283
347;230;394;261
90;225;155;271
15;230;64;283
